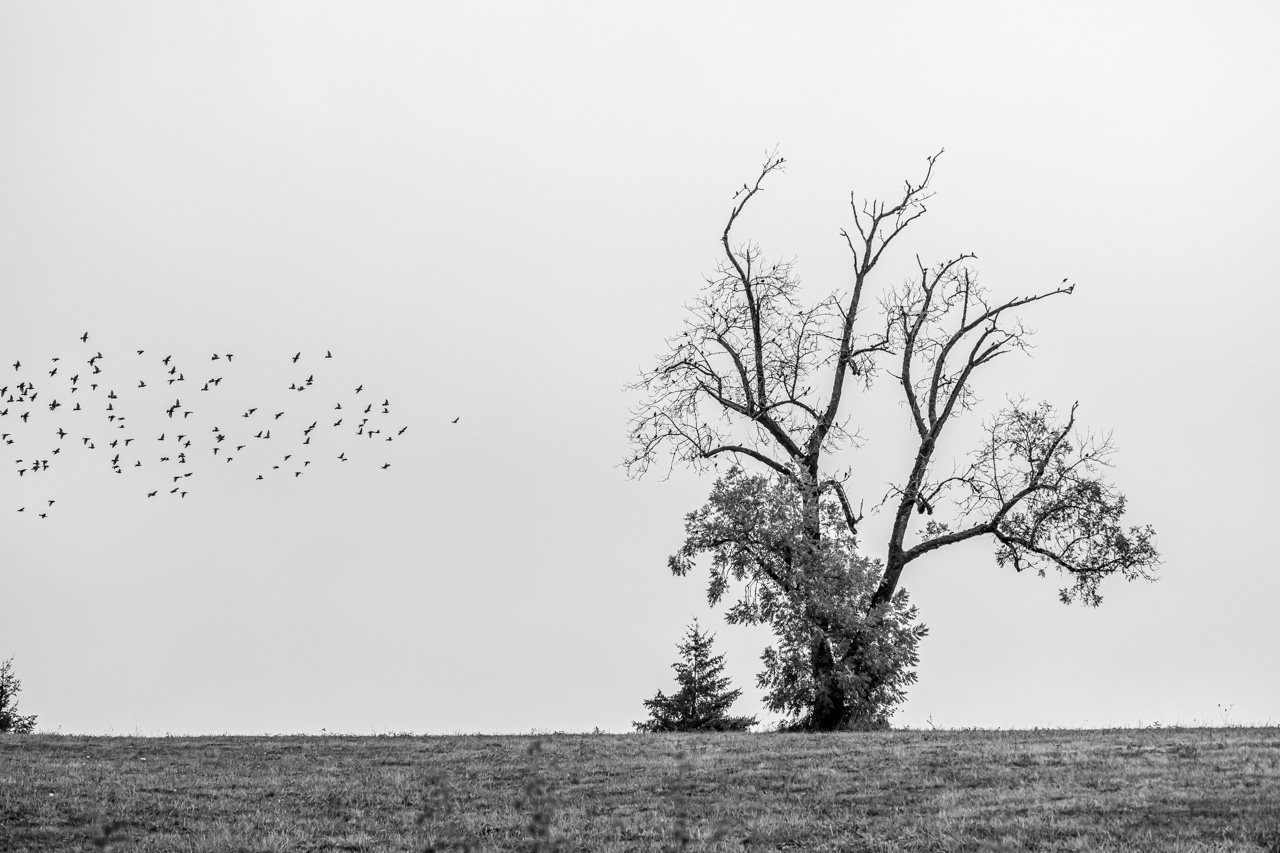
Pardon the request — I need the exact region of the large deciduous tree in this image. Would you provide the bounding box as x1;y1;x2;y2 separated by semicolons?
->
625;151;1160;731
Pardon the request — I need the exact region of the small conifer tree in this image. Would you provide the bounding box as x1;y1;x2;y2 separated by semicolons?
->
634;620;757;732
0;657;37;734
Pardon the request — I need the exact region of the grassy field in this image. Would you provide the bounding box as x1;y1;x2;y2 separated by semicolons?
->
2;727;1279;852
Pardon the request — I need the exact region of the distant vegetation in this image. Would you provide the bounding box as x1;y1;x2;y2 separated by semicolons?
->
0;657;37;734
3;728;1278;850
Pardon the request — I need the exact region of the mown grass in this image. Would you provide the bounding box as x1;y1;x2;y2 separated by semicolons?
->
2;727;1279;851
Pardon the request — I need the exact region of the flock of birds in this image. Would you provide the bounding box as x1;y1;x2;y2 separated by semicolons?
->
3;333;444;518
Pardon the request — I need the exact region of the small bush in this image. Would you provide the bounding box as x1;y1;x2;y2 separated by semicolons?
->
0;656;37;734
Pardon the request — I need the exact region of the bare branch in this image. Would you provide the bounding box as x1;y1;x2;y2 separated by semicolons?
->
822;478;864;541
705;444;797;481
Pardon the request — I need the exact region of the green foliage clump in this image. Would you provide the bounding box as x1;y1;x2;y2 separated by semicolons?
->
758;581;927;731
0;657;37;734
635;621;757;733
671;466;927;731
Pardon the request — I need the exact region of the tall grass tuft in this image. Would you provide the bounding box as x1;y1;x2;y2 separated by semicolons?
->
518;739;566;853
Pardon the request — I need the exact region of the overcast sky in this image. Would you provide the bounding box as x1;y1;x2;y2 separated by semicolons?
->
2;2;1277;735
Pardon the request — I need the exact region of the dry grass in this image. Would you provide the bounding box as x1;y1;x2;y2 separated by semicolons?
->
2;727;1279;851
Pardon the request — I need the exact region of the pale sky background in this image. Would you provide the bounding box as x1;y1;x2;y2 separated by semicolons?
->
2;2;1277;735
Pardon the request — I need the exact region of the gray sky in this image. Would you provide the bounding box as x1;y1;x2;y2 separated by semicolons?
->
2;2;1277;735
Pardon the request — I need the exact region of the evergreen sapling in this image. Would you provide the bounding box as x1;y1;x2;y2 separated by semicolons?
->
635;621;757;732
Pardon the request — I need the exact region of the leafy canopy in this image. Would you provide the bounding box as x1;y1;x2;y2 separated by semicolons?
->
671;467;927;730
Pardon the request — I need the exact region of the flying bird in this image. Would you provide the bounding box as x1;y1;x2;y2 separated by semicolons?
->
2;342;411;512
452;417;460;423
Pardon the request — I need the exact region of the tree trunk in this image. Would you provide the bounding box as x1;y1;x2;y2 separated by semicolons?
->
808;632;847;731
797;475;848;730
870;550;907;612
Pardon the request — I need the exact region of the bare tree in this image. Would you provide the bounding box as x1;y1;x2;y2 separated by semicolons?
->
625;151;1160;730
